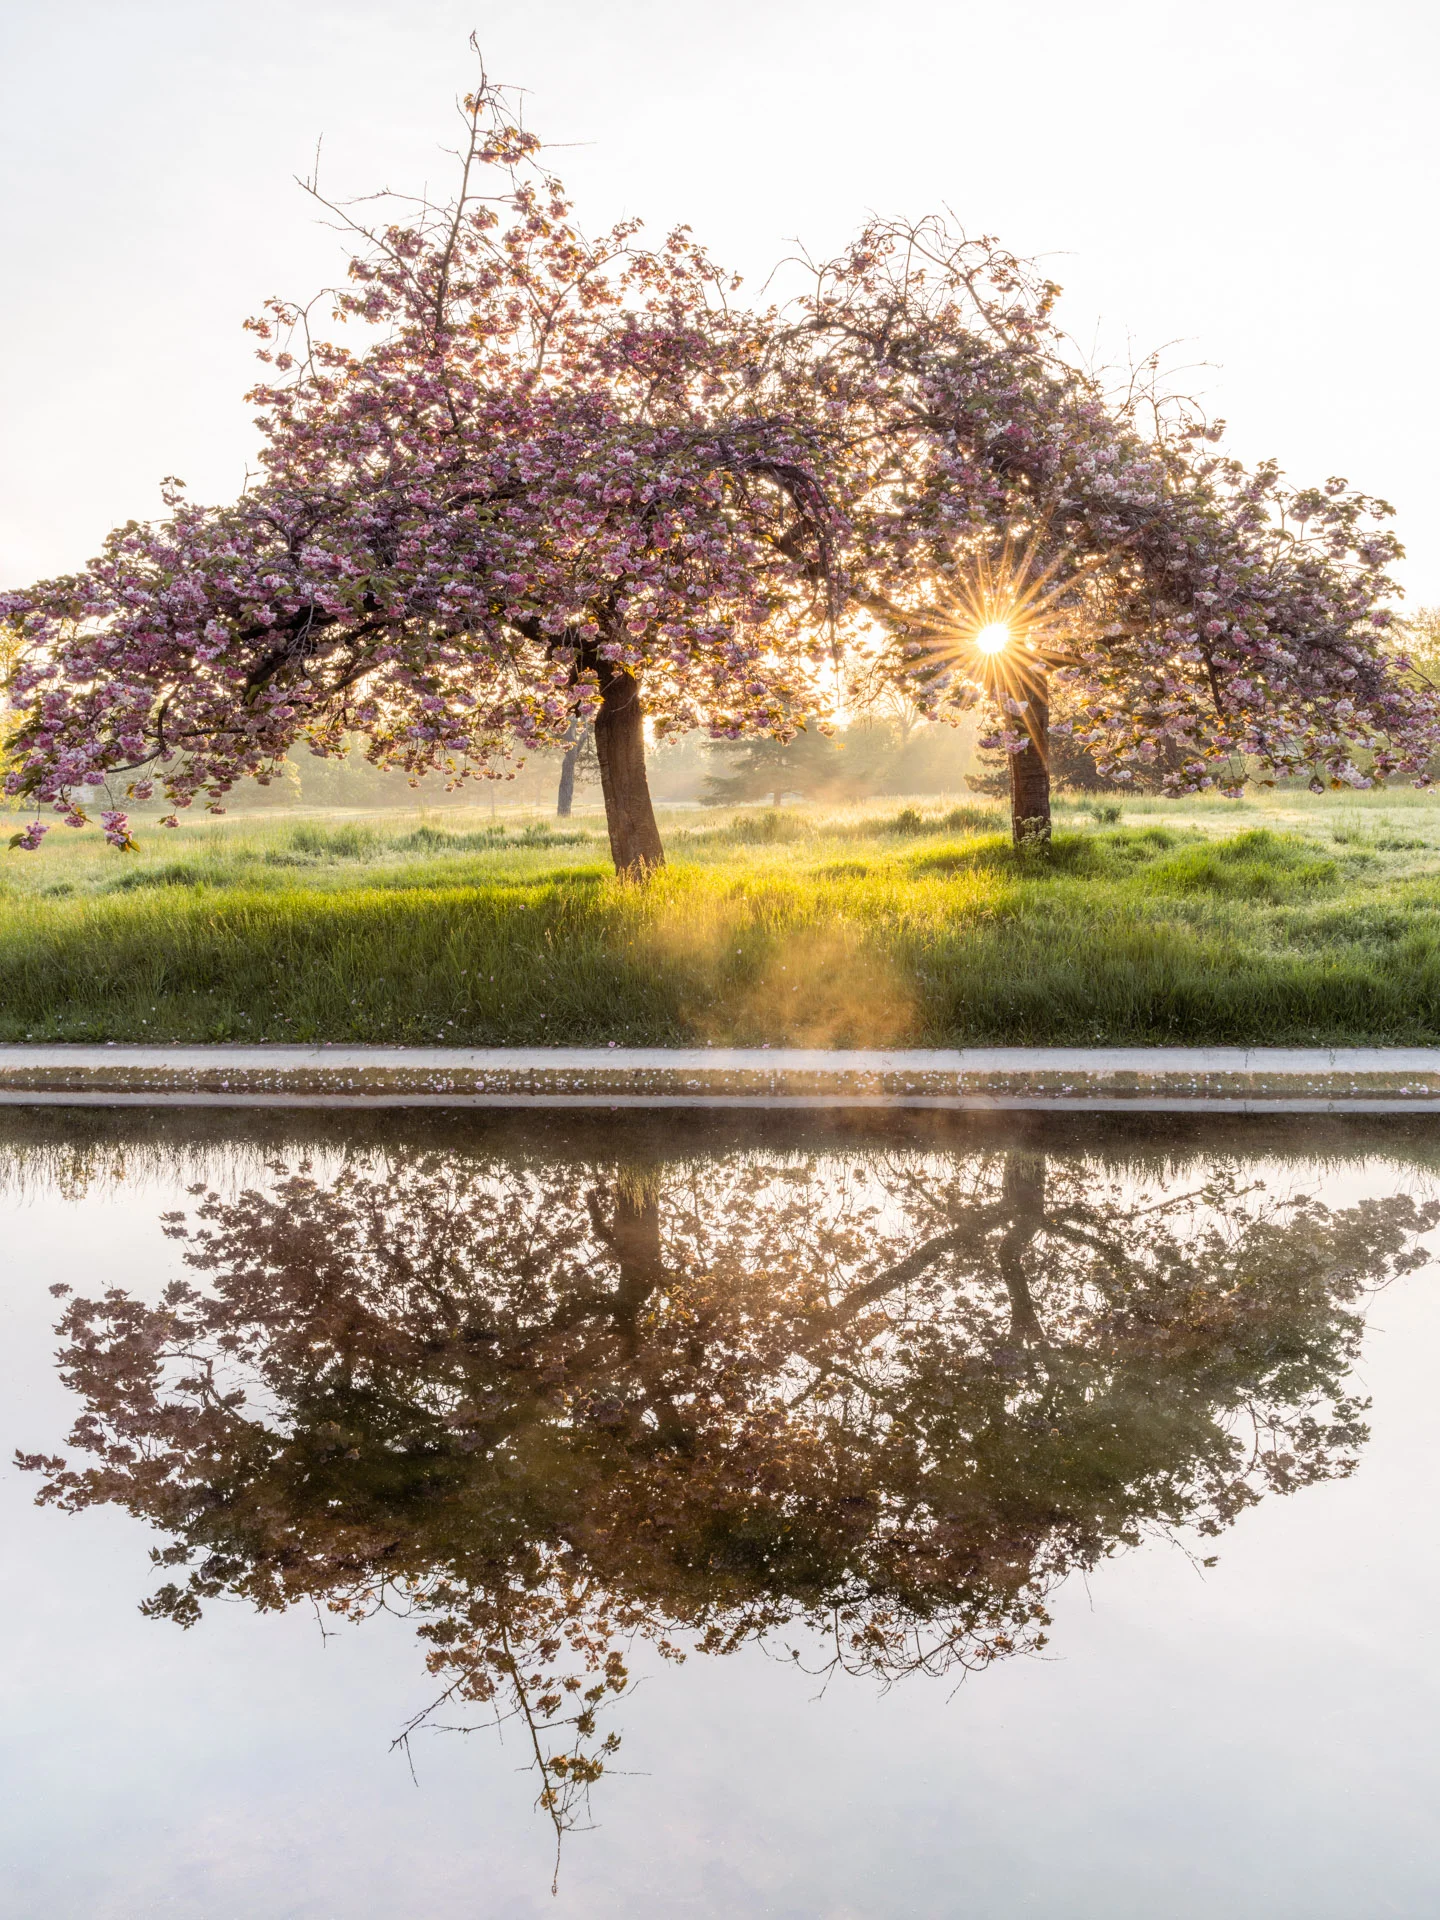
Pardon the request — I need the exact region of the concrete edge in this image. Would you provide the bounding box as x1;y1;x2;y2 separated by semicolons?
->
3;1046;1440;1112
5;1090;1440;1114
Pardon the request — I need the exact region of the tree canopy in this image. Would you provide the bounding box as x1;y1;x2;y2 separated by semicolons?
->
0;74;835;870
3;62;1435;866
770;218;1436;833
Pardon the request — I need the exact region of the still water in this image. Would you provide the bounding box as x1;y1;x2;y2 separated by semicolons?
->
2;1108;1439;1919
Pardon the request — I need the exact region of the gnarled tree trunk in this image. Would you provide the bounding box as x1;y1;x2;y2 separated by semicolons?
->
1008;662;1051;846
594;664;665;875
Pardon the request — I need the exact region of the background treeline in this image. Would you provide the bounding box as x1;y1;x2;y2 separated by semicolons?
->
10;717;987;816
292;715;983;811
8;608;1440;815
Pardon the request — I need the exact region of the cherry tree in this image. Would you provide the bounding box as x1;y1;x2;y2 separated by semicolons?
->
780;218;1439;839
5;71;1431;866
0;71;836;873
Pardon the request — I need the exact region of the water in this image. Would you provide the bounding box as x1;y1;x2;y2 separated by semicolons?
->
2;1109;1439;1919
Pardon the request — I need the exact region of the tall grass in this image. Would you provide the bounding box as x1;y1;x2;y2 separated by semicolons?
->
2;799;1440;1044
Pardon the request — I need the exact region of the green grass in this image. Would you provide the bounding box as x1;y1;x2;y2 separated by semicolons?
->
3;790;1440;1045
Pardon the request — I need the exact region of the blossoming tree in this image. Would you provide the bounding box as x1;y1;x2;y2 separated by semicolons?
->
781;218;1439;839
0;74;836;872
5;71;1433;866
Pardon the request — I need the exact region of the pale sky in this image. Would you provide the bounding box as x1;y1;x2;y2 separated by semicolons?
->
3;0;1436;601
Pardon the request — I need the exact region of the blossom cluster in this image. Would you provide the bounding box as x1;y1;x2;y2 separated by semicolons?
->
774;216;1436;791
0;81;836;841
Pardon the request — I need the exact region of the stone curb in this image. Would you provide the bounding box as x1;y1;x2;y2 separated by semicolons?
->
3;1046;1440;1112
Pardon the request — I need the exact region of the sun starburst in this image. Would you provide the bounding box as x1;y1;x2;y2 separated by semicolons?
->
889;529;1090;711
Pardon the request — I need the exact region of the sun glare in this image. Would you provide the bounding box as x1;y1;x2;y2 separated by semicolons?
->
974;622;1011;655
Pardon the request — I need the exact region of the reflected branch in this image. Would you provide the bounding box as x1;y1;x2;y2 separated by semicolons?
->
20;1145;1437;1867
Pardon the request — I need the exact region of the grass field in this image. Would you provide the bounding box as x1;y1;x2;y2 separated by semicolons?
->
3;787;1440;1046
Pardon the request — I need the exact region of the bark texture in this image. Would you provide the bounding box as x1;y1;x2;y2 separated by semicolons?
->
594;665;665;875
1007;664;1052;845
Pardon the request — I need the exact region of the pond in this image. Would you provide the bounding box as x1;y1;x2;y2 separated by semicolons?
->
2;1108;1439;1919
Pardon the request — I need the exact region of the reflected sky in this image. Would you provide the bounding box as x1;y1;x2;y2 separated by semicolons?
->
2;1113;1439;1919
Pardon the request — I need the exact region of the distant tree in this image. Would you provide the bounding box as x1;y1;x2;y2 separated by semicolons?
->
555;718;594;817
701;726;845;805
1394;607;1440;696
23;1146;1432;1865
703;716;971;806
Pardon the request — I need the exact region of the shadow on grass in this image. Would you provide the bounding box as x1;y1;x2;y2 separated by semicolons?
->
908;827;1182;881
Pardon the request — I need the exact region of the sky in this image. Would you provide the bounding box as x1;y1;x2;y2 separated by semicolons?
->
2;0;1436;600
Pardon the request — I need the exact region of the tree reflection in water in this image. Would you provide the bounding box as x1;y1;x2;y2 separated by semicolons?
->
22;1146;1437;1865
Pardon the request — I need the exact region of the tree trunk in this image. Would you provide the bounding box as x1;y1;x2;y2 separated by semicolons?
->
556;723;580;817
1008;663;1051;846
997;1153;1047;1346
610;1171;664;1336
607;1169;692;1447
594;665;665;875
